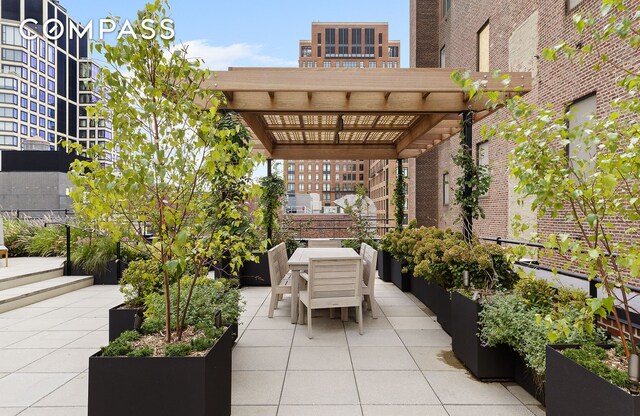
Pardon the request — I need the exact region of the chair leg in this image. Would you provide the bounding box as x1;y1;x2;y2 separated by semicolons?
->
357;306;363;335
307;306;313;339
329;308;335;319
341;307;348;322
268;290;278;318
370;296;378;319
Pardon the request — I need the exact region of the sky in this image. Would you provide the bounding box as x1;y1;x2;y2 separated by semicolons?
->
60;0;411;69
59;0;411;177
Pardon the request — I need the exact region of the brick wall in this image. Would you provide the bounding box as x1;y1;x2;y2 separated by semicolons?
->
411;0;640;276
287;214;355;239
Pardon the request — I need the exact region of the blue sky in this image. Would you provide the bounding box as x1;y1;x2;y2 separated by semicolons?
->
61;0;411;69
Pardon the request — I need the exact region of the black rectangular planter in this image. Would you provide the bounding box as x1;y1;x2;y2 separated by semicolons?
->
451;292;515;379
71;259;127;285
546;345;640;416
88;324;233;416
432;283;452;335
238;252;270;287
108;303;143;342
410;275;430;307
377;250;391;282
514;353;545;405
390;257;411;292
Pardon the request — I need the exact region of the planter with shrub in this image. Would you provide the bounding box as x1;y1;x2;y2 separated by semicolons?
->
546;344;640;415
238;252;270;286
377;249;391;282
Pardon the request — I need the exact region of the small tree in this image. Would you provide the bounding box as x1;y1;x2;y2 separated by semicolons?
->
343;185;377;248
67;0;262;342
258;172;286;248
393;161;407;231
454;0;640;365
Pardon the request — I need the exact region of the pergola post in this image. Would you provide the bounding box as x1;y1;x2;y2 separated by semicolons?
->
461;111;473;242
266;159;273;248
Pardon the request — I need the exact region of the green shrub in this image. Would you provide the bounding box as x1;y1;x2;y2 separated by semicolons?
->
479;288;606;378
120;259;162;307
71;236;117;274
191;336;214;351
144;278;244;333
27;225;66;257
165;342;192;357
128;346;153;357
100;330;141;357
514;276;555;310
117;330;141;342
563;344;630;390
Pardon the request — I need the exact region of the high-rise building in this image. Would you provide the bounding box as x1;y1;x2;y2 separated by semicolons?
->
287;23;401;215
0;0;113;160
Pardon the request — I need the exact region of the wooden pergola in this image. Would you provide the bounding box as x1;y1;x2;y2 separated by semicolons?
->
203;68;532;160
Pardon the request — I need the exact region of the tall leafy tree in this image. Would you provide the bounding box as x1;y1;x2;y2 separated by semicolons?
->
67;0;263;341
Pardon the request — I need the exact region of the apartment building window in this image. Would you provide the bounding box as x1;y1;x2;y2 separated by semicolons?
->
317;32;322;44
323;173;330;181
323;163;331;172
317;46;321;58
324;61;331;68
338;28;349;55
325;28;336;56
288;183;295;192
298;173;304;181
442;0;451;18
287;173;295;181
388;46;399;58
298;183;304;191
443;173;450;205
440;46;446;68
2;48;26;63
335;61;340;68
567;93;597;165
301;46;312;57
287;163;295;172
1;26;23;47
308;174;312;181
378;46;383;58
352;28;362;55
307;183;312;190
315;184;319;190
364;28;375;56
369;61;377;68
478;21;490;72
378;33;383;44
566;0;584;12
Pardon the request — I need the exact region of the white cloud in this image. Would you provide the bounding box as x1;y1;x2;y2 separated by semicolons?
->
180;39;297;70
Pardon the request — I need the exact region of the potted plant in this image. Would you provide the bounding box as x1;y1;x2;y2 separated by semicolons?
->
109;259;162;341
546;343;640;415
380;221;420;291
479;278;606;403
65;2;262;415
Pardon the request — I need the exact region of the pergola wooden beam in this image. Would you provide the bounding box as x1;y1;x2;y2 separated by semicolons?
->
395;113;450;154
270;144;398;160
241;113;274;155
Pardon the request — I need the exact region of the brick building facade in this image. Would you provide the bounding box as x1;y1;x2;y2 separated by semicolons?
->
411;0;640;247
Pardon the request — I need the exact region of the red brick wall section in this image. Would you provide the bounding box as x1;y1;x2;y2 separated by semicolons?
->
287;214;355;239
411;0;640;285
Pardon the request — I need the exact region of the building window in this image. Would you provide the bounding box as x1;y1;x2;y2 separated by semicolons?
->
301;46;312;58
324;61;331;68
567;93;597;164
364;28;375;56
317;32;322;44
368;61;377;68
478;21;490;72
298;183;304;191
338;28;349;55
566;0;584;12
317;46;321;58
288;183;295;192
388;46;399;58
477;141;489;167
1;25;23;47
351;28;362;55
288;173;295;181
325;28;336;56
443;173;450;205
288;163;295;172
442;0;451;18
440;45;446;68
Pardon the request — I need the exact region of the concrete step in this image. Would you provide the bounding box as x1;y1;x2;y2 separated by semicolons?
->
0;266;64;291
0;275;94;313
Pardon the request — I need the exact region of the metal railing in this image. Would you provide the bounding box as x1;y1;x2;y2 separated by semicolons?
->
0;209;74;219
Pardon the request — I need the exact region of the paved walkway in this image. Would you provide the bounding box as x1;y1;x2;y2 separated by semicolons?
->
0;278;546;415
234;280;546;416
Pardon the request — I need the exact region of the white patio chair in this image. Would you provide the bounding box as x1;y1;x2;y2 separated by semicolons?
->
267;243;292;318
307;239;342;248
361;243;378;318
299;257;363;338
0;217;7;267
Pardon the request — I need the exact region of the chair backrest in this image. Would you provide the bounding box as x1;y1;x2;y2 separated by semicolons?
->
307;239;342;248
0;216;4;246
362;244;378;288
360;242;368;258
267;243;289;287
307;258;362;304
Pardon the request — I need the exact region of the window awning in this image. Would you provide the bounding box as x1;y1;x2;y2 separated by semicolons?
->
203;68;532;160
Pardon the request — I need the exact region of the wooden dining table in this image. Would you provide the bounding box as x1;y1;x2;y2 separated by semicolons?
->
287;247;361;324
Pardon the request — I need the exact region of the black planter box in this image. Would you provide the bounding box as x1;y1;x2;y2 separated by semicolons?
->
71;259;127;285
514;353;545;405
108;303;143;342
390;257;411;291
88;324;233;416
239;253;270;287
432;284;452;334
410;275;430;307
546;345;640;415
377;250;391;282
451;292;515;379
